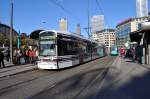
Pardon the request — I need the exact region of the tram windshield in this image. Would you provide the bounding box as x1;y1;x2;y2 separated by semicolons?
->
39;32;56;56
39;40;56;56
111;46;117;51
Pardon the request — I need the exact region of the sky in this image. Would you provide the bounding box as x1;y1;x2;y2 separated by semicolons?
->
0;0;150;37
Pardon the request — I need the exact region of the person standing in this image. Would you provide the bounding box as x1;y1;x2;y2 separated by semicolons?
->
135;43;143;64
0;50;5;68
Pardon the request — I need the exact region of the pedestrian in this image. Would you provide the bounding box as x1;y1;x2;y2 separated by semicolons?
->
28;49;32;63
34;48;39;65
119;47;125;57
131;46;136;62
135;42;143;64
0;50;5;68
32;48;36;65
16;49;21;64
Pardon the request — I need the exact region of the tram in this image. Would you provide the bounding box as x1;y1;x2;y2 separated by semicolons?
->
110;45;118;56
37;30;105;69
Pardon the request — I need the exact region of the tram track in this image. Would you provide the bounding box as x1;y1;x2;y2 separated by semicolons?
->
73;56;115;99
31;56;116;99
0;69;57;93
0;56;115;98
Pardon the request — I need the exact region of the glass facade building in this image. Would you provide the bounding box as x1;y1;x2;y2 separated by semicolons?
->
116;17;150;48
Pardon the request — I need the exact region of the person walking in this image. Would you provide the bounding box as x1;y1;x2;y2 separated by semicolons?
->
0;50;5;68
119;47;125;57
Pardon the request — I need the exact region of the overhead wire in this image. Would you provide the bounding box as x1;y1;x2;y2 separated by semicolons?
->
95;0;109;28
95;0;104;15
48;0;81;23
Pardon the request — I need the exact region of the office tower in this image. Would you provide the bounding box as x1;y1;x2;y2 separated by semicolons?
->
59;18;68;31
90;15;104;40
76;24;81;34
91;15;104;33
136;0;148;17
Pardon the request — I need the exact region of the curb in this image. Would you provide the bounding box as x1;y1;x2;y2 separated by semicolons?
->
141;64;150;70
0;65;38;78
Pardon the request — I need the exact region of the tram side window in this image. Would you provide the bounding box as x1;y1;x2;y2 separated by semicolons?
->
72;42;78;55
87;44;91;54
58;40;64;56
58;40;73;56
58;39;79;56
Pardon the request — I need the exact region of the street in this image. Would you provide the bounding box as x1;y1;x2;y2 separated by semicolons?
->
0;56;115;99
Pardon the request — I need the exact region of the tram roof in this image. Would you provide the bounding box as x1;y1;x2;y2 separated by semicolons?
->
40;30;94;42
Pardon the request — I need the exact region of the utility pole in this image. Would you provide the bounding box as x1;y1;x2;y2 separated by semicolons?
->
10;0;13;64
87;0;90;38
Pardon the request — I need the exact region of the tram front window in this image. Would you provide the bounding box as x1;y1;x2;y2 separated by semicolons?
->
39;40;56;56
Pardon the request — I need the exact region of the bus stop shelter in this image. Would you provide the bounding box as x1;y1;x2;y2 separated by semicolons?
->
130;22;150;65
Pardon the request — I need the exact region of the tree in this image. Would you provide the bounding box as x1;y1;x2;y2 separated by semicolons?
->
0;33;6;46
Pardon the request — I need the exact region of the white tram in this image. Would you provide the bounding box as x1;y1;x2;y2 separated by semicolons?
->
37;30;105;69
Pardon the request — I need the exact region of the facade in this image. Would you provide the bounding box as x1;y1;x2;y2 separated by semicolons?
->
59;18;68;32
95;29;116;53
116;16;150;48
136;0;148;17
91;15;104;37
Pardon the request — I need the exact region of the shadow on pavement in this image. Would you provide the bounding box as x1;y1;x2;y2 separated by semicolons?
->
90;69;150;99
32;57;150;99
31;68;107;99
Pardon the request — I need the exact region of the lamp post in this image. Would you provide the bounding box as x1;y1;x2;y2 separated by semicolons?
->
9;0;13;64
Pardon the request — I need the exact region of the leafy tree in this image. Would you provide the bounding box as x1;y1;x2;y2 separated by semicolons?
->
0;33;5;46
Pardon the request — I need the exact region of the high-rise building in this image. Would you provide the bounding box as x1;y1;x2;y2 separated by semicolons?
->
136;0;148;17
59;18;68;32
90;15;104;34
76;24;81;34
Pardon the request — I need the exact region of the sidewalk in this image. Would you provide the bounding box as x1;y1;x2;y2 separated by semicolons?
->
4;59;14;67
96;57;150;99
0;60;37;78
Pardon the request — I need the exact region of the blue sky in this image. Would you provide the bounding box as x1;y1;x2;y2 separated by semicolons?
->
0;0;150;37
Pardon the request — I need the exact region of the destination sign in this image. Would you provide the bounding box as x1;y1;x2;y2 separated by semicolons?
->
40;35;55;40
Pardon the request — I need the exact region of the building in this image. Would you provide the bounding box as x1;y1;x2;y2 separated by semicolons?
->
116;16;150;48
0;23;18;47
59;18;68;32
95;29;116;53
90;15;104;37
136;0;148;17
76;24;81;35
